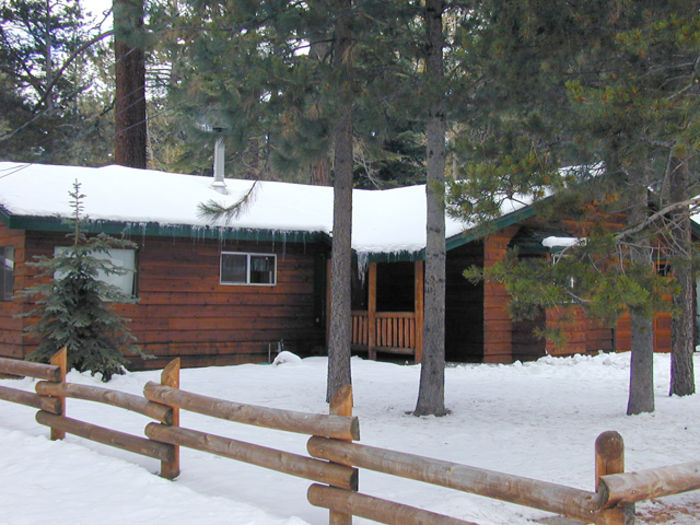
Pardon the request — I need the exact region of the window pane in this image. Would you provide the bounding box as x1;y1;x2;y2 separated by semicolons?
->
221;253;247;284
100;249;136;296
0;246;14;301
54;247;136;297
250;255;275;284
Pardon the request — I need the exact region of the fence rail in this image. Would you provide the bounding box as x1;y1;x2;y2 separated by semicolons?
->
143;382;359;441
36;381;172;424
1;351;699;525
146;423;358;490
307;436;602;523
0;356;61;381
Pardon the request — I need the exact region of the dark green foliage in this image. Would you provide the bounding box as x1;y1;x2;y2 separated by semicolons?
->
148;0;430;186
451;0;698;322
0;0;113;164
21;182;141;381
450;1;698;411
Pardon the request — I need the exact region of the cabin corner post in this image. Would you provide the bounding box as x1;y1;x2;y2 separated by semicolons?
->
594;431;633;525
367;263;377;360
414;260;424;363
159;358;181;479
328;385;355;525
48;347;67;440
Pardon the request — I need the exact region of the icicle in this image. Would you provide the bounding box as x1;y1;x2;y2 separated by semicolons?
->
356;251;369;286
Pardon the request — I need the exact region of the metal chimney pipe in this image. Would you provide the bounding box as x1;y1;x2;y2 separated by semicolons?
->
212;134;226;188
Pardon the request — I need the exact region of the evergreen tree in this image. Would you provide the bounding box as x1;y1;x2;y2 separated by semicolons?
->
114;0;147;168
22;181;141;381
0;0;113;164
450;0;699;413
414;0;448;417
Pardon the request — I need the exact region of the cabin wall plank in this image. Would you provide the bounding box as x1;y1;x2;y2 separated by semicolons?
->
14;231;327;367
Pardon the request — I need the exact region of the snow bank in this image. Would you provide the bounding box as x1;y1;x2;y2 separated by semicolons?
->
1;353;698;524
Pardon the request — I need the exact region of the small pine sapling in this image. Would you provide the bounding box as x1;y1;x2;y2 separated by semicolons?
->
21;181;145;381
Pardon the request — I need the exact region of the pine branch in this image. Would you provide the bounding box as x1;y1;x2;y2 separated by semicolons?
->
615;196;700;242
197;181;259;224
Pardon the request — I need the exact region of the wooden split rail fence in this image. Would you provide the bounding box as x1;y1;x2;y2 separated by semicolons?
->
1;349;699;525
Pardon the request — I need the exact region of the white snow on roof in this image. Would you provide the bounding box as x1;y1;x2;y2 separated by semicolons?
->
0;162;531;254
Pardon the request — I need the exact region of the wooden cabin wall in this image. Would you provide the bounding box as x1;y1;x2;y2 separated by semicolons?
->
545;307;614;356
512;307;546;362
445;240;484;362
20;231;326;369
0;223;26;359
482;225;520;363
615;312;671;353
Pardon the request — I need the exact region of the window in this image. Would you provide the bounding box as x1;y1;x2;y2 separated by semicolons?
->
54;247;137;297
0;246;14;301
221;252;276;286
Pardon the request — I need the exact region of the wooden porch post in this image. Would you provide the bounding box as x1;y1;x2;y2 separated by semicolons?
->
414;260;424;363
368;262;377;360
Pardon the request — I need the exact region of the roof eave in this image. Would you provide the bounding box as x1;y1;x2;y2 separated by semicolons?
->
3;213;331;245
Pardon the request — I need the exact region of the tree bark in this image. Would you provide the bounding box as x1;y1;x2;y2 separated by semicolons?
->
626;183;655;415
414;0;447;417
326;0;353;403
114;0;147;169
669;158;695;396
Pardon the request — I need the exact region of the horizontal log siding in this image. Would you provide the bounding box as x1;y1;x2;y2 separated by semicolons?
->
482;226;520;364
546;307;614;357
616;312;671;353
445;241;484;362
0;224;26;359
20;231;326;368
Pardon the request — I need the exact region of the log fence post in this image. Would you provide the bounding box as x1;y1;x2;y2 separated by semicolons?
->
158;358;180;479
595;431;633;525
328;385;355;525
48;347;67;440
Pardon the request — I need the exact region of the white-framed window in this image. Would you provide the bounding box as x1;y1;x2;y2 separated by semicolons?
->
54;247;138;297
0;246;14;301
220;252;276;286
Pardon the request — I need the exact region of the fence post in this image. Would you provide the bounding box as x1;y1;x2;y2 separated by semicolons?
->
594;431;633;525
159;358;180;479
328;385;354;525
48;347;67;440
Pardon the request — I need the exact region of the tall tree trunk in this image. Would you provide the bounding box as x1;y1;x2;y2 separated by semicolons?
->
669;158;695;396
114;0;147;168
414;0;447;417
309;40;332;187
326;0;353;403
627;182;655;415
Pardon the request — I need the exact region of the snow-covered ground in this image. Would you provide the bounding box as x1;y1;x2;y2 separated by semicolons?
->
1;352;699;524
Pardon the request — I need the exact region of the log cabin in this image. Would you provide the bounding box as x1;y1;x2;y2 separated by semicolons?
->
0;162;691;369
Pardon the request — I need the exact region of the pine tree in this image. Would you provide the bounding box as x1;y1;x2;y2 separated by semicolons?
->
0;0;113;164
22;181;141;381
114;0;147;168
450;0;699;414
414;0;448;417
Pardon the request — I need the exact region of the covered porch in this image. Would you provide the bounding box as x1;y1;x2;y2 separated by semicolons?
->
329;260;424;362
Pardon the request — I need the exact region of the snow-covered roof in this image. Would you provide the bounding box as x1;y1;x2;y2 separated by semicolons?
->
0;162;535;257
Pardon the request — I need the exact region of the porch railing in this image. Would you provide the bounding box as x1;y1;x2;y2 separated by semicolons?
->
351;311;417;356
